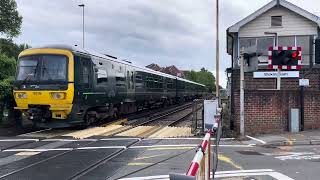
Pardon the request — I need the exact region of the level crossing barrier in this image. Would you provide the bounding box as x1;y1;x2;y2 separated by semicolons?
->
170;114;221;180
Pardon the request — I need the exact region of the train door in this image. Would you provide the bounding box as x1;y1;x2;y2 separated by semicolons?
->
79;56;94;104
74;55;94;111
126;66;135;102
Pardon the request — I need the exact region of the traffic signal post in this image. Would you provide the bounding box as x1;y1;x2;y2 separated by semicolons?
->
240;47;245;136
277;68;281;90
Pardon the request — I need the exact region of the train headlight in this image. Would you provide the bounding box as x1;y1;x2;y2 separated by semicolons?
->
50;92;66;100
15;92;27;99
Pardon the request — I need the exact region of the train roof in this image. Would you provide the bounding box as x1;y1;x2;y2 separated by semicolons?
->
27;44;206;87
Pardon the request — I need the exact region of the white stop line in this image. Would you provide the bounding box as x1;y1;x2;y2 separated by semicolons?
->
118;169;294;180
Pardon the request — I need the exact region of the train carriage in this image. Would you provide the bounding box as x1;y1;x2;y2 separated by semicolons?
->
13;45;207;128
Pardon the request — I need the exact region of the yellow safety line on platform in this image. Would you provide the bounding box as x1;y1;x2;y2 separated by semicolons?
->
15;152;41;156
218;154;242;170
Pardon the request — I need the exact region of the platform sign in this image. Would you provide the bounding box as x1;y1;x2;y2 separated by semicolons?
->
203;100;219;131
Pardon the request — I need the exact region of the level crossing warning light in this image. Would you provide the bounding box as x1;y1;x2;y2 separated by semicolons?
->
268;46;302;70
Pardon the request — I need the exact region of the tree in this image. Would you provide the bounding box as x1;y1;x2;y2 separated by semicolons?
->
0;38;29;60
185;68;216;93
0;53;16;122
0;0;22;38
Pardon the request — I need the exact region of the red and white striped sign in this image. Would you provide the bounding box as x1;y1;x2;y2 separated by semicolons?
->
268;46;302;70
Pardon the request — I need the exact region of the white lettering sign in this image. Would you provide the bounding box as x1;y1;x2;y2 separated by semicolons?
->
299;79;309;87
253;71;299;78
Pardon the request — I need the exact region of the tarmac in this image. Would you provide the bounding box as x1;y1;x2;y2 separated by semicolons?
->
241;129;320;146
1;125;320;179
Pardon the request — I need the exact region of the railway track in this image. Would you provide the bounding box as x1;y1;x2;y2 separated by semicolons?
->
19;102;203;139
112;103;203;138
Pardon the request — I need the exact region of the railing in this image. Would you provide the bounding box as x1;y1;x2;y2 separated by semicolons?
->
191;99;204;135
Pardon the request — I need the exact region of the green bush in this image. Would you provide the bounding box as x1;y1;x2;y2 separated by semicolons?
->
0;54;16;123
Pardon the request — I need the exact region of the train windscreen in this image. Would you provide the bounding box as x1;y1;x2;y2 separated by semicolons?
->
17;54;68;82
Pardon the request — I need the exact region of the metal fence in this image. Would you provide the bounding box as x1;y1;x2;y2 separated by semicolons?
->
191;99;204;135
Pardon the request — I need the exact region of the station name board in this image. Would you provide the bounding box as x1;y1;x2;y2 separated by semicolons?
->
253;71;299;78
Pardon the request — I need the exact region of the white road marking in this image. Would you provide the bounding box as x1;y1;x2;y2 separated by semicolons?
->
215;169;274;174
246;135;267;144
129;144;253;149
270;172;295;180
118;169;294;180
99;138;141;141
129;144;198;149
147;137;235;141
42;139;97;142
119;175;169;180
18;129;52;136
77;146;126;150
0;139;39;142
214;144;255;147
3;148;72;152
265;152;320;161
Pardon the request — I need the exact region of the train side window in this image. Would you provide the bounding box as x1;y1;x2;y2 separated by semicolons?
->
127;71;130;88
136;75;142;83
131;72;134;89
97;68;108;85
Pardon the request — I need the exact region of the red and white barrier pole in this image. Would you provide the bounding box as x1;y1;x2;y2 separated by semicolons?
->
185;115;221;180
186;149;203;176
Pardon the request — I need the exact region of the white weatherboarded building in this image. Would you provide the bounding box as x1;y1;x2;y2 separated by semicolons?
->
226;0;320;134
227;0;320;67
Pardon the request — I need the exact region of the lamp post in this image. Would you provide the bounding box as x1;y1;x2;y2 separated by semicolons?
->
78;4;85;48
216;0;220;100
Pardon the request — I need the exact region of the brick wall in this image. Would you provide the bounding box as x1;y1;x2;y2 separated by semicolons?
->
231;68;320;135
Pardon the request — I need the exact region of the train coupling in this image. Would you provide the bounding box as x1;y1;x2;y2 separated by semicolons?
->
27;106;51;122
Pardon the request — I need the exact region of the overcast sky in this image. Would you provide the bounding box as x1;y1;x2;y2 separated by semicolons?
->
14;0;320;87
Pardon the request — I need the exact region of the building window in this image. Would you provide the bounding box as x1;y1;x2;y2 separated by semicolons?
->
271;16;282;27
296;36;311;65
257;37;274;56
278;36;295;47
239;38;256;51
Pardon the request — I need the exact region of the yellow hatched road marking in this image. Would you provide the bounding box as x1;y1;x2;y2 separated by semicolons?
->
283;135;294;145
218;154;242;170
134;154;166;160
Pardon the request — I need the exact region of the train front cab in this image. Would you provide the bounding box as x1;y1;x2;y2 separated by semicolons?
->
13;48;78;128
